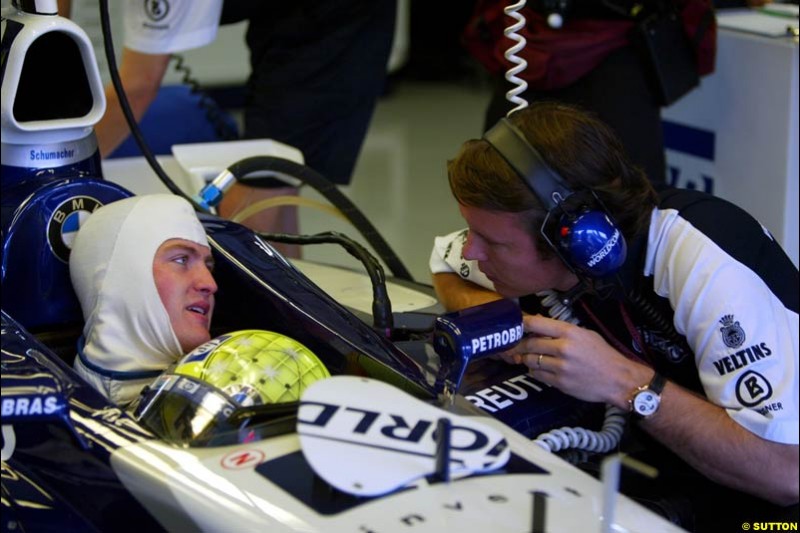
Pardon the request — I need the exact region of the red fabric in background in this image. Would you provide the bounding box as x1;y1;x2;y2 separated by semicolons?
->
462;0;716;92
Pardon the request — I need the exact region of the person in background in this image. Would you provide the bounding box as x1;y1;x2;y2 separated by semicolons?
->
461;0;717;187
58;0;396;258
430;102;798;531
70;194;217;407
215;2;396;258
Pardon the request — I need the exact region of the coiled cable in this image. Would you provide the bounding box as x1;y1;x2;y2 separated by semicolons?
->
626;288;688;349
533;404;627;454
502;0;529;116
497;2;626;454
531;289;628;454
538;290;581;324
170;54;239;142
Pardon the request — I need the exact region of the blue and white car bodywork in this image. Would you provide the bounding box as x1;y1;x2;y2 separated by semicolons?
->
3;308;681;533
1;3;683;531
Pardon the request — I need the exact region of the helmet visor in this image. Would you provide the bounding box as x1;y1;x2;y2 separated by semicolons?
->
134;373;238;446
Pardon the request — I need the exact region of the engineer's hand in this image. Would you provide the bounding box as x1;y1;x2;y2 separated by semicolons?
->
498;314;648;407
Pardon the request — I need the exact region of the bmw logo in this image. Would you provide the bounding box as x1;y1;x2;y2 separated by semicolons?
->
47;196;103;263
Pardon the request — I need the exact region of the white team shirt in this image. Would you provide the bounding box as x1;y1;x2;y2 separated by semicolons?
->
430;201;799;447
123;0;224;54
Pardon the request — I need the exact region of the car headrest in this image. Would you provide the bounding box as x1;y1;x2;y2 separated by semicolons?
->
1;178;133;331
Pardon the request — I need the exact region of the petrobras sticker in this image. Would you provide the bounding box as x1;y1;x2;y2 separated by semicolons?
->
434;299;524;361
1;394;66;420
471;325;523;356
0;136;98;168
298;376;510;497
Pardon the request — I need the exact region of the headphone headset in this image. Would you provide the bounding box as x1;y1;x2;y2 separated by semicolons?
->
482;118;627;278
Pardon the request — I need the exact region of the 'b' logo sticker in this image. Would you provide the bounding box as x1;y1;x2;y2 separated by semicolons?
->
735;370;772;407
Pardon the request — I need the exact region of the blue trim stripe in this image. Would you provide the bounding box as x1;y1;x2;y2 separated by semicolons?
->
662;120;715;161
77;336;164;380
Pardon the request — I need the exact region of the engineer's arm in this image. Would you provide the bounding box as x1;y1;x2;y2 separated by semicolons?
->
627;197;800;505
638;377;799;506
95;48;171;157
57;0;71;16
56;0;169;156
511;315;799;506
432;272;502;312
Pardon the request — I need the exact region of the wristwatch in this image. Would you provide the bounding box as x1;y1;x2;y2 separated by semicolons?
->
629;372;666;419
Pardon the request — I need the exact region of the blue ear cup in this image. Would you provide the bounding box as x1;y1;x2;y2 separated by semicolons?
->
557;209;627;277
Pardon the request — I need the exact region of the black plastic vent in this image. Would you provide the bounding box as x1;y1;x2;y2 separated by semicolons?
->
14;31;93;122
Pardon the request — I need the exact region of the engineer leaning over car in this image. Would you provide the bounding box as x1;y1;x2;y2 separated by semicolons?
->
69;194;217;406
429;102;799;532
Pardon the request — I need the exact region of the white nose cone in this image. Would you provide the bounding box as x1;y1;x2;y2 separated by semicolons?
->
297;376;510;497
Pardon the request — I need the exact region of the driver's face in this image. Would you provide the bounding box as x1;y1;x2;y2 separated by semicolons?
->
152;239;217;353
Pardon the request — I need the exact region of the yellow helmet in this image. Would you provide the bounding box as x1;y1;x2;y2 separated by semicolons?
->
135;330;329;445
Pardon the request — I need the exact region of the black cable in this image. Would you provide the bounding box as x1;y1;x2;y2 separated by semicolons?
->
97;0;208;212
260;230;393;337
227;156;414;282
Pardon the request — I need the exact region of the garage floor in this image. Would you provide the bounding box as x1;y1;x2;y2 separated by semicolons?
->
299;79;492;284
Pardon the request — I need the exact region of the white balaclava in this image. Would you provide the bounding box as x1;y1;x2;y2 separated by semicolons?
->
70;194;209;393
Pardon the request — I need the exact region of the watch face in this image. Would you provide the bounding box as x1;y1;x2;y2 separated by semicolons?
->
633;391;660;417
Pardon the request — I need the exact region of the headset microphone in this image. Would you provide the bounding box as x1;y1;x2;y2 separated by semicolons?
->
483;118;626;278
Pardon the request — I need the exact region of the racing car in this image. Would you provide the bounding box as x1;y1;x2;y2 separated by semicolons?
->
1;2;683;531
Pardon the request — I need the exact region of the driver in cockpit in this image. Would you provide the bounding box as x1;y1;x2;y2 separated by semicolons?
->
69;194;217;407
